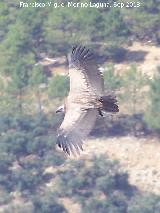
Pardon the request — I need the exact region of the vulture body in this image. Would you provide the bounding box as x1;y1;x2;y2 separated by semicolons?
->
56;46;119;155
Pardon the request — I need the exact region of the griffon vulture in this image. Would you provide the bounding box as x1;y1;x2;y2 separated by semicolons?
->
56;46;119;155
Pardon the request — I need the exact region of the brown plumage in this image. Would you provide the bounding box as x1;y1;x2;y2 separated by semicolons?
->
99;95;119;113
56;46;119;155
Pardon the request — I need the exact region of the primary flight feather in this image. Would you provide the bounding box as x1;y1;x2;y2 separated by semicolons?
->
56;46;119;155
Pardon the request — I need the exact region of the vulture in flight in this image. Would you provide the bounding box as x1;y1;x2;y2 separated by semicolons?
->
56;46;119;155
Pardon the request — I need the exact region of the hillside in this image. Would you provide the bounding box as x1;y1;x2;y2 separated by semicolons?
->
0;42;159;213
110;42;160;78
57;41;160;198
83;136;160;194
1;1;160;212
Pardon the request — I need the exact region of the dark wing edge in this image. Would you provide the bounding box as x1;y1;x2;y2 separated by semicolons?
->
71;45;95;63
69;45;104;93
70;45;95;69
57;130;83;156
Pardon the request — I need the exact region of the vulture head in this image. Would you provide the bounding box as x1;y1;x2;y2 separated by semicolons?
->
56;105;65;113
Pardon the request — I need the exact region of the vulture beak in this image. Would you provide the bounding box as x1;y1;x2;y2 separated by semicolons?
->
56;105;65;113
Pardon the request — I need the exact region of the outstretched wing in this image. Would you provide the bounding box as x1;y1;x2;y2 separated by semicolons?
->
57;46;103;155
68;45;104;97
57;104;98;155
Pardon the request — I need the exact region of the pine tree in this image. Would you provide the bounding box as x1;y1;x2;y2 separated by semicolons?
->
103;64;122;92
48;75;69;100
121;64;147;115
120;65;148;135
43;5;102;58
29;65;47;114
145;67;160;131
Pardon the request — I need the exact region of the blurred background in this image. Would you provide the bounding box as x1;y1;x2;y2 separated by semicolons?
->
0;0;160;212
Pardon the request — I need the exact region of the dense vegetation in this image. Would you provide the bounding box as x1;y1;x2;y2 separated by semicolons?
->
0;0;160;212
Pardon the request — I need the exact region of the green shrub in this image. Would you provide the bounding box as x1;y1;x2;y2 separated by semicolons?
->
48;75;69;99
128;193;160;213
32;193;67;213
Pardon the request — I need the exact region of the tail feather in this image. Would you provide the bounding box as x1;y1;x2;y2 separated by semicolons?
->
99;95;119;113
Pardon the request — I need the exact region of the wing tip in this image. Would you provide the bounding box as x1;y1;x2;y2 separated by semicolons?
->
57;134;70;155
71;45;94;63
57;131;83;156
